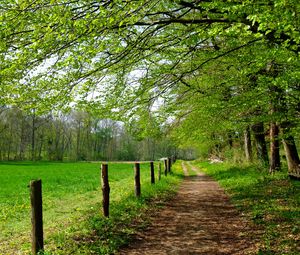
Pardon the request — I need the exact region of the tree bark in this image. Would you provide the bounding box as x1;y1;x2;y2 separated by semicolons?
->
282;127;300;177
244;126;252;162
268;77;283;173
269;122;281;172
252;122;269;165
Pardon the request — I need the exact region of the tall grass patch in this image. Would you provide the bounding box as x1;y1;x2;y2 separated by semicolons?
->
196;161;300;255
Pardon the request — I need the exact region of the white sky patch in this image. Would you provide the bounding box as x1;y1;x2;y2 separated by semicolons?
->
24;55;59;81
126;69;146;89
151;97;164;111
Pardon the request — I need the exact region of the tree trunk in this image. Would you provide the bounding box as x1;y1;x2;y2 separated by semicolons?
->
76;121;81;161
19;120;26;160
7;129;12;160
31;111;36;161
282;130;300;177
38;136;43;160
252;122;269;165
269;122;281;172
244;126;252;162
268;79;283;173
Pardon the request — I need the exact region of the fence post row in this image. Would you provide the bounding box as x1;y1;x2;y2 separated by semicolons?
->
26;158;176;254
150;161;155;184
101;163;110;217
134;163;141;197
30;179;44;255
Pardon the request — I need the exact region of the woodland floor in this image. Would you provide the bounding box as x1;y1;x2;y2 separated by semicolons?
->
118;162;260;255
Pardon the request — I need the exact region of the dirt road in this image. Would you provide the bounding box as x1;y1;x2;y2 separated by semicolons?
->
118;162;257;255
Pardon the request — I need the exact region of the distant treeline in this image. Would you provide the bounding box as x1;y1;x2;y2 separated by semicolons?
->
0;107;193;161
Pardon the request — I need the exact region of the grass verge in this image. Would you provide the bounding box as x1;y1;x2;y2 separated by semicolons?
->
195;161;300;255
47;162;184;254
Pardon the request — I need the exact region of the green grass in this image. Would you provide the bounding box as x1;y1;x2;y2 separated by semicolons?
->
195;161;300;255
0;161;183;254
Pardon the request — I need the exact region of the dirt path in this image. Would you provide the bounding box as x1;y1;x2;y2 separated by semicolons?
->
118;161;258;255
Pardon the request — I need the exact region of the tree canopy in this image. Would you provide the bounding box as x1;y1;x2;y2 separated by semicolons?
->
1;1;298;106
0;0;299;169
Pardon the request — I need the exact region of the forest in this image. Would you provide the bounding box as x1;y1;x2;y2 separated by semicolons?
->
0;107;183;161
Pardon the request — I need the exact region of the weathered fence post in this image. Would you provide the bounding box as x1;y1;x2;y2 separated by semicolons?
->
168;157;172;173
134;163;141;197
30;179;44;255
101;163;110;217
164;159;168;176
158;162;162;181
150;161;155;184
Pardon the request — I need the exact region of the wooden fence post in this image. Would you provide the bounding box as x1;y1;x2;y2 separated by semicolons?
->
158;162;162;181
30;179;44;255
101;163;110;217
134;163;141;197
150;161;155;184
168;157;172;173
164;159;168;176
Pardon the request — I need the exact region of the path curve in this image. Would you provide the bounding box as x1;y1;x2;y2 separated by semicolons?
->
118;162;257;255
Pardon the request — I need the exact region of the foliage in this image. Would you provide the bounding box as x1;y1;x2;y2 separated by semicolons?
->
0;0;299;157
0;1;298;105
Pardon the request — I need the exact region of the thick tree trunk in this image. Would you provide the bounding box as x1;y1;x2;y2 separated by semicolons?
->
268;79;283;173
252;122;269;165
282;131;300;177
269;122;281;172
244;126;252;162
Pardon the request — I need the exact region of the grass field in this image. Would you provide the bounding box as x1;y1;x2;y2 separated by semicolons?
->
195;161;300;255
0;161;183;254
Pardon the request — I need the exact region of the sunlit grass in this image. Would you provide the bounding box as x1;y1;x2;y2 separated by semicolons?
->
0;161;183;254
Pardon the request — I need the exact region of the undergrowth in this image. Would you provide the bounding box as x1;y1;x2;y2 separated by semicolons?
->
195;161;300;255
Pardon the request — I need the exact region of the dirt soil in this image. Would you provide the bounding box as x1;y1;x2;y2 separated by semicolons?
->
118;162;259;255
